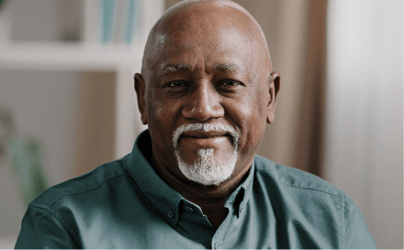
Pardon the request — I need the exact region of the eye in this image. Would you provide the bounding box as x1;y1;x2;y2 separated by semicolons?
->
167;81;185;87
164;80;186;88
163;80;189;93
218;79;242;87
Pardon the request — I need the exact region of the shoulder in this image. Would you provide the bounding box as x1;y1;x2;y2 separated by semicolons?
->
252;155;376;248
253;154;340;197
30;155;131;211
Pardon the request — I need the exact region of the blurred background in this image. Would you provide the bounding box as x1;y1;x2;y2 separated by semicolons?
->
0;0;402;248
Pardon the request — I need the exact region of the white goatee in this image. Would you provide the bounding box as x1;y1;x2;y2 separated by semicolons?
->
172;123;239;186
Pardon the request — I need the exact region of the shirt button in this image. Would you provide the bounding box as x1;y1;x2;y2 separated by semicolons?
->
184;206;193;212
240;206;244;212
167;211;174;218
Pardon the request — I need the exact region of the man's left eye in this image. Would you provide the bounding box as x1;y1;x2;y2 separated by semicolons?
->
220;80;241;87
169;80;185;87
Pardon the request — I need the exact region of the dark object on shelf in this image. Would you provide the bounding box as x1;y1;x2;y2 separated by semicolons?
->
0;0;8;11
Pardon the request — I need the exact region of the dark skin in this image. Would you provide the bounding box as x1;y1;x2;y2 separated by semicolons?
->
135;0;280;229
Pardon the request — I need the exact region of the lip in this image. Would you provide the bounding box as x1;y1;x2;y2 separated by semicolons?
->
180;135;228;148
181;130;228;138
178;130;231;148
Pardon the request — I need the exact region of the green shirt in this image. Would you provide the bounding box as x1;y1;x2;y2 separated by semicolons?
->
15;130;377;249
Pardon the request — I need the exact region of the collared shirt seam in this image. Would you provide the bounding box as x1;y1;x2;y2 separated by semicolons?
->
343;194;360;249
254;160;340;197
341;193;346;249
28;205;81;244
44;174;128;209
276;177;339;197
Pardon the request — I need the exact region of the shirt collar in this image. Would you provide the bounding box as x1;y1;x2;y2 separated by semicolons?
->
125;129;255;225
224;160;255;217
125;130;184;226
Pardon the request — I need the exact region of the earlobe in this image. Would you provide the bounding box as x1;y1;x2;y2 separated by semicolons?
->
134;73;148;125
266;71;281;124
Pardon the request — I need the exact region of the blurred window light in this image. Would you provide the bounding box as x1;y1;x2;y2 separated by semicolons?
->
325;0;403;248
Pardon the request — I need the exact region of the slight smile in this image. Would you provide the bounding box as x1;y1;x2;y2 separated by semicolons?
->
180;131;230;148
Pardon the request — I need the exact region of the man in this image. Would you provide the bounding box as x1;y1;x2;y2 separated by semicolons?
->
15;0;377;248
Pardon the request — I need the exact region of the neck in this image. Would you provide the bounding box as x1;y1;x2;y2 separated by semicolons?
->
150;148;252;229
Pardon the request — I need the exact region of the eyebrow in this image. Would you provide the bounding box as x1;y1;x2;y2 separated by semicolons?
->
157;62;246;80
158;64;193;78
214;63;252;82
212;63;241;73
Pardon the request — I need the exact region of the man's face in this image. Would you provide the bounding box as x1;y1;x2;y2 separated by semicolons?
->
137;8;277;186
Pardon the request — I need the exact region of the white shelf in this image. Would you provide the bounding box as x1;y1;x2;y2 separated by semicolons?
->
0;42;144;71
0;41;146;160
0;0;163;160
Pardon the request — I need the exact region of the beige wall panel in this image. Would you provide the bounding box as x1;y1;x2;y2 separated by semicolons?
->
73;72;116;177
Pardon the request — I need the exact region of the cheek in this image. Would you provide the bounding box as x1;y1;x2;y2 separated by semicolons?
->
146;96;183;141
229;92;267;154
148;103;167;132
153;104;163;119
147;90;166;126
152;100;182;121
238;88;268;124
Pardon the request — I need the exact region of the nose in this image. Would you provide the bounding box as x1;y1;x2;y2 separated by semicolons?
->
182;81;224;121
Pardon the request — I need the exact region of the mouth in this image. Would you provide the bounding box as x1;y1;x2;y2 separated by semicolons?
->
172;123;239;149
181;130;228;138
177;130;234;149
179;134;229;149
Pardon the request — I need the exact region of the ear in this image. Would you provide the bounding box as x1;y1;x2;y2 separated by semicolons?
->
266;71;281;124
134;73;148;125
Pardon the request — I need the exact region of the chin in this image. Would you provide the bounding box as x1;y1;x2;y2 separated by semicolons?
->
174;148;238;186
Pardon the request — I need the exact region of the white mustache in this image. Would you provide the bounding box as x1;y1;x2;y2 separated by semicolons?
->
172;123;239;148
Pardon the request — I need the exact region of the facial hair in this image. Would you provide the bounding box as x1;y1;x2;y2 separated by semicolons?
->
172;123;239;186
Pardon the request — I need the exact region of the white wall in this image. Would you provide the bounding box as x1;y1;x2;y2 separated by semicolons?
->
9;0;81;42
325;0;403;248
0;71;82;236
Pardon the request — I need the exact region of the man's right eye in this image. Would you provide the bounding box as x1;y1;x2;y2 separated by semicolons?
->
164;80;187;88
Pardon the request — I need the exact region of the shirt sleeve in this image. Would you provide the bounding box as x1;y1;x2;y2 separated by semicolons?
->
15;206;80;249
344;195;377;249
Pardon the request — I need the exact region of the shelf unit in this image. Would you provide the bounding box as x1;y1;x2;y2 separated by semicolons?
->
0;41;147;160
0;0;165;243
0;0;164;159
0;42;142;71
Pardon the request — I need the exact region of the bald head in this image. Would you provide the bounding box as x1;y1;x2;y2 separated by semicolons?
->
134;0;281;190
141;0;272;81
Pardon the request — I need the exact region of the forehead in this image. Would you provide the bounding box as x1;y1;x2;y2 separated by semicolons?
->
158;3;255;51
143;1;270;82
150;26;256;76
